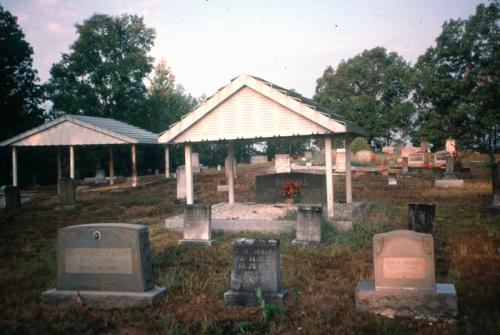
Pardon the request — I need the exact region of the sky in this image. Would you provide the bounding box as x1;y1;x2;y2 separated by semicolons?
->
3;0;485;99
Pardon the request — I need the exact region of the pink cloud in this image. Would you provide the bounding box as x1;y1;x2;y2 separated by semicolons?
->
47;21;69;34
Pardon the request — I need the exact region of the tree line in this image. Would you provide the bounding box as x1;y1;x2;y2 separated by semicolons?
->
1;2;498;186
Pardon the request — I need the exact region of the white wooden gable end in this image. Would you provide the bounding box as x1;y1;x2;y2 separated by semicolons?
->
159;74;362;144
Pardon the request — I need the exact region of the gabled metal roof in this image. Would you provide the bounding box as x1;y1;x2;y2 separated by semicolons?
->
159;74;367;144
0;114;158;146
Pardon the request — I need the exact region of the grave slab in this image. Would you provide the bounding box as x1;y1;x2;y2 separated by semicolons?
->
41;223;165;309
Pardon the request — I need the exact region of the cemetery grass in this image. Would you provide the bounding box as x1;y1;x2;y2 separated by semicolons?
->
0;163;499;334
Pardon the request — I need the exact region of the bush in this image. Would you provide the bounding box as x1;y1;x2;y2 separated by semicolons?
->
350;137;371;153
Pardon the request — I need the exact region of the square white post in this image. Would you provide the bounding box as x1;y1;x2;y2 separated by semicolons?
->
325;136;334;219
184;143;194;204
165;145;170;178
57;148;61;194
69;145;75;179
12;147;18;187
227;141;235;204
131;144;137;187
345;136;352;204
109;146;114;185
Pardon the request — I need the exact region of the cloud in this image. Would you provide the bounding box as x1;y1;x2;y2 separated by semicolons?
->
34;0;60;6
47;21;69;34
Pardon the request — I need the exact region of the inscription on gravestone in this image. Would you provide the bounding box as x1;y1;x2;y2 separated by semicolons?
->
42;223;165;309
224;238;287;306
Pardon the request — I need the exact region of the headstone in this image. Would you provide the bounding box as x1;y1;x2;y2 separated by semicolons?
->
292;205;322;245
255;172;326;203
402;157;409;175
487;162;500;216
155;169;159;176
435;156;464;188
57;178;76;209
434;151;448;167
250;155;268;164
191;152;200;167
179;204;214;246
356;150;373;163
355;230;457;319
4;186;20;210
401;146;419;158
408;203;435;233
445;139;456;155
217;185;229;192
388;172;397;186
217;164;221;172
335;149;346;172
304;151;313;160
382;146;394;154
95;169;106;184
176;166;186;200
41;223;166;309
408;153;425;168
275;154;291;173
224;238;287;306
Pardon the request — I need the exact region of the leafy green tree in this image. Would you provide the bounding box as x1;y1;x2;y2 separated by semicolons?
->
146;59;196;132
413;1;499;151
45;13;155;129
314;47;414;148
0;5;44;141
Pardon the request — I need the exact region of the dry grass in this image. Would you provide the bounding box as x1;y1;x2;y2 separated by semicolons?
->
0;162;499;334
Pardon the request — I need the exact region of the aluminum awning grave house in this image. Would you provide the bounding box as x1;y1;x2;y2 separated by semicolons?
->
158;74;367;219
1;114;161;188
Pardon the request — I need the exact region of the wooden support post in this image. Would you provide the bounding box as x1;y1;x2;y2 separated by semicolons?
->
227;141;235;204
131;144;137;187
165;145;170;178
109;146;114;185
345;136;352;204
325;137;334;220
69;145;75;179
185;143;194;204
12;147;18;187
57;148;61;194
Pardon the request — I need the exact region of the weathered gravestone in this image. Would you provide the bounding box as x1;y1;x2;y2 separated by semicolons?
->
304;151;313;160
388;172;397;186
179;204;214;246
4;186;20;210
435;156;464;188
217;185;229;192
176;166;186;200
41;223;166;309
402;157;409;176
445;139;457;155
292;205;323;245
335;149;346;172
408;203;435;233
95;169;106;184
487;162;500;216
420;140;430;153
355;230;457;319
408;153;425;168
356;150;373;163
255;172;326;203
434;151;448;167
224;238;287;306
56;178;76;210
275;154;291;173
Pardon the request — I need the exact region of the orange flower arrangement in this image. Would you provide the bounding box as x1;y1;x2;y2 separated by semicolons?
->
281;181;301;204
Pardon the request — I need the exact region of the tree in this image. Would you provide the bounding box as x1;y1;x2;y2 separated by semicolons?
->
314;47;414;148
45;14;155;130
146;59;196;132
0;5;44;141
413;1;500;151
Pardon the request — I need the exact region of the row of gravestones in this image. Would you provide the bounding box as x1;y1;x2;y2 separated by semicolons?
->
387;155;464;188
41;202;456;319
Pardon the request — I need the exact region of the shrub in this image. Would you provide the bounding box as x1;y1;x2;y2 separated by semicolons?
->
350;137;371;153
